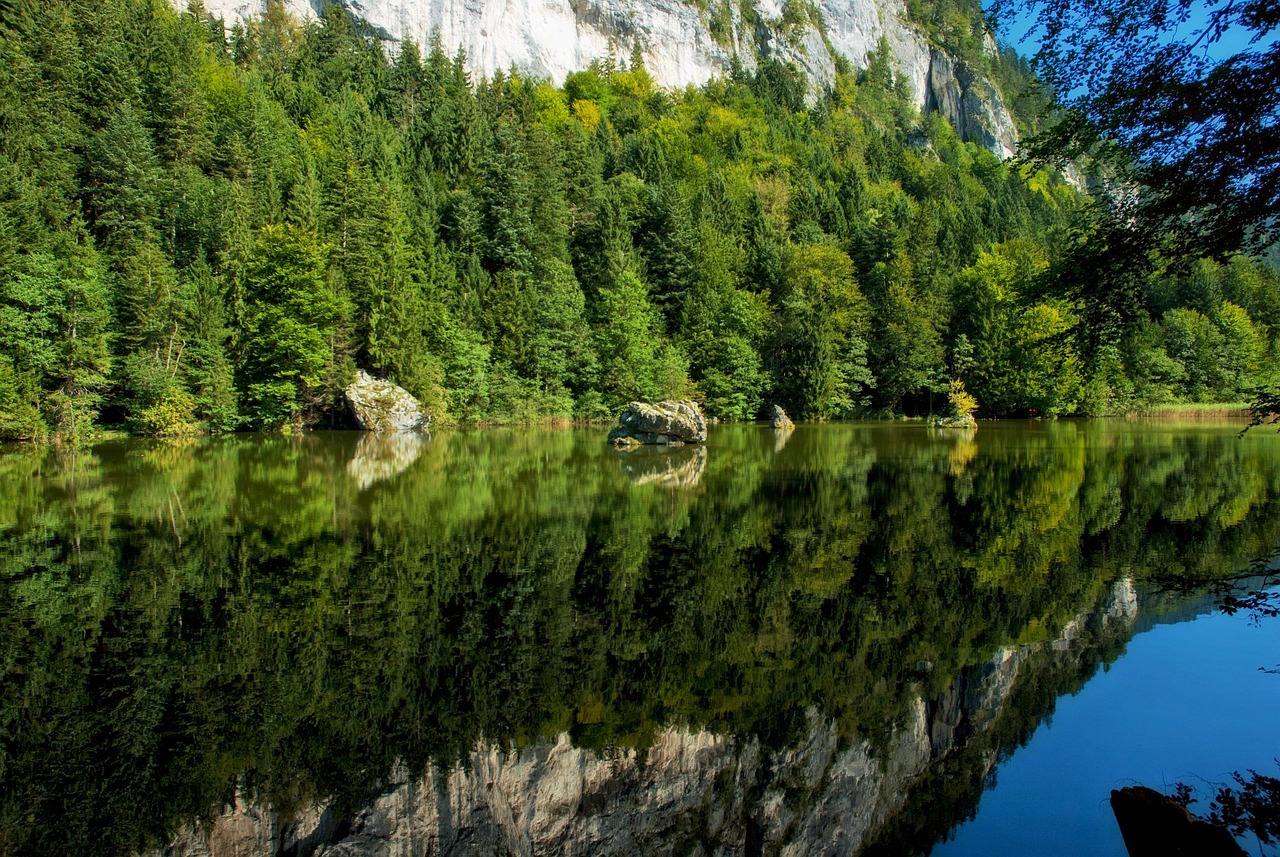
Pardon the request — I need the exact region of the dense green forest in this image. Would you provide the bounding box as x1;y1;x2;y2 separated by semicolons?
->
1;0;1276;438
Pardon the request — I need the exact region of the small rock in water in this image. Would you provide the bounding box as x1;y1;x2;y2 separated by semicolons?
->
770;404;794;429
934;414;977;429
344;370;430;432
608;400;707;445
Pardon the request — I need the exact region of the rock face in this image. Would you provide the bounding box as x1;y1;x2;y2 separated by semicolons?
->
344;370;430;433
177;0;1021;159
770;404;794;429
608;400;707;445
923;43;1019;160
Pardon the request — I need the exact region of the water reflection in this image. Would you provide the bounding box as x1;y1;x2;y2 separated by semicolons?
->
773;422;795;453
613;444;708;489
0;423;1276;856
347;431;427;490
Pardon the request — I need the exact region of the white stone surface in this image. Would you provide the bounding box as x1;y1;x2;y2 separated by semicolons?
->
178;0;1019;154
189;0;939;105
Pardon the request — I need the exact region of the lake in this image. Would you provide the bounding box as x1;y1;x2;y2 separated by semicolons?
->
0;421;1277;856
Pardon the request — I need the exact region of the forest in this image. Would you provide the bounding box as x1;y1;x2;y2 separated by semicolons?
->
0;0;1277;438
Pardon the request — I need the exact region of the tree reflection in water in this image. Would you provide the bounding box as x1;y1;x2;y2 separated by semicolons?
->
0;422;1277;856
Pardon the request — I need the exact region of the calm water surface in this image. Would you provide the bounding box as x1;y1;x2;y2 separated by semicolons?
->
0;421;1277;856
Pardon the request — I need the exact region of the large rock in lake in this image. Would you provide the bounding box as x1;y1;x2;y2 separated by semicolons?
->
345;370;430;432
608;400;707;445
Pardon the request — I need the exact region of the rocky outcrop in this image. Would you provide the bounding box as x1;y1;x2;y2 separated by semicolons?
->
923;45;1019;160
608;400;707;445
770;404;794;429
344;370;430;433
179;0;1022;159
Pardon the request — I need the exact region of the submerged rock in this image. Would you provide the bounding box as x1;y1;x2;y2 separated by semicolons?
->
774;422;795;453
608;400;707;446
770;405;794;430
344;370;430;433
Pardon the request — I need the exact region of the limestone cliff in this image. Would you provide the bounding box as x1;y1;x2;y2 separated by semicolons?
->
177;0;1020;158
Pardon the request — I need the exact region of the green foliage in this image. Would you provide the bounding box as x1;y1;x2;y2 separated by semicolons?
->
592;270;669;409
953;242;1084;415
239;224;346;428
0;0;1267;436
774;242;873;418
947;378;977;418
0;355;43;440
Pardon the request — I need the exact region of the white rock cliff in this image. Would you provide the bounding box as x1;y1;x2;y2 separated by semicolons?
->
177;0;1019;157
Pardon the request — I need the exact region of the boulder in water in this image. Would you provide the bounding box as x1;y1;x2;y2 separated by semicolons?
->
345;370;430;432
933;413;977;429
608;400;707;445
1110;786;1246;856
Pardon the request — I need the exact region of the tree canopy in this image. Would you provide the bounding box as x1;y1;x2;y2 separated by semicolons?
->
993;0;1279;261
990;0;1280;422
0;0;1275;438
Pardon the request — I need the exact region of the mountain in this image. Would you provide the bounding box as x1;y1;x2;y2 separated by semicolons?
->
181;0;1019;158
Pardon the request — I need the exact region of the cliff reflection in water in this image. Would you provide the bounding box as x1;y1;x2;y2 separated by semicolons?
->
0;423;1277;856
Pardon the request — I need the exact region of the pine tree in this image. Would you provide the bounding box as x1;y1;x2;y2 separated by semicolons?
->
238;224;346;428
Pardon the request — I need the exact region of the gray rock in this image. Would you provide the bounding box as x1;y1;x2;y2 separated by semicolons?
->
344;370;429;433
923;48;1018;160
934;414;977;429
608;400;707;446
770;405;794;430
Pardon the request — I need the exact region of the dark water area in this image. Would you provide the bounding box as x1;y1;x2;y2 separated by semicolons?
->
0;421;1278;856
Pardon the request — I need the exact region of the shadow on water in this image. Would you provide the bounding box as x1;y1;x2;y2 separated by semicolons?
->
0;422;1277;855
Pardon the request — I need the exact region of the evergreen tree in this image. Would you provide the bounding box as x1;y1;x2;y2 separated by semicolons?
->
238;224;346;428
